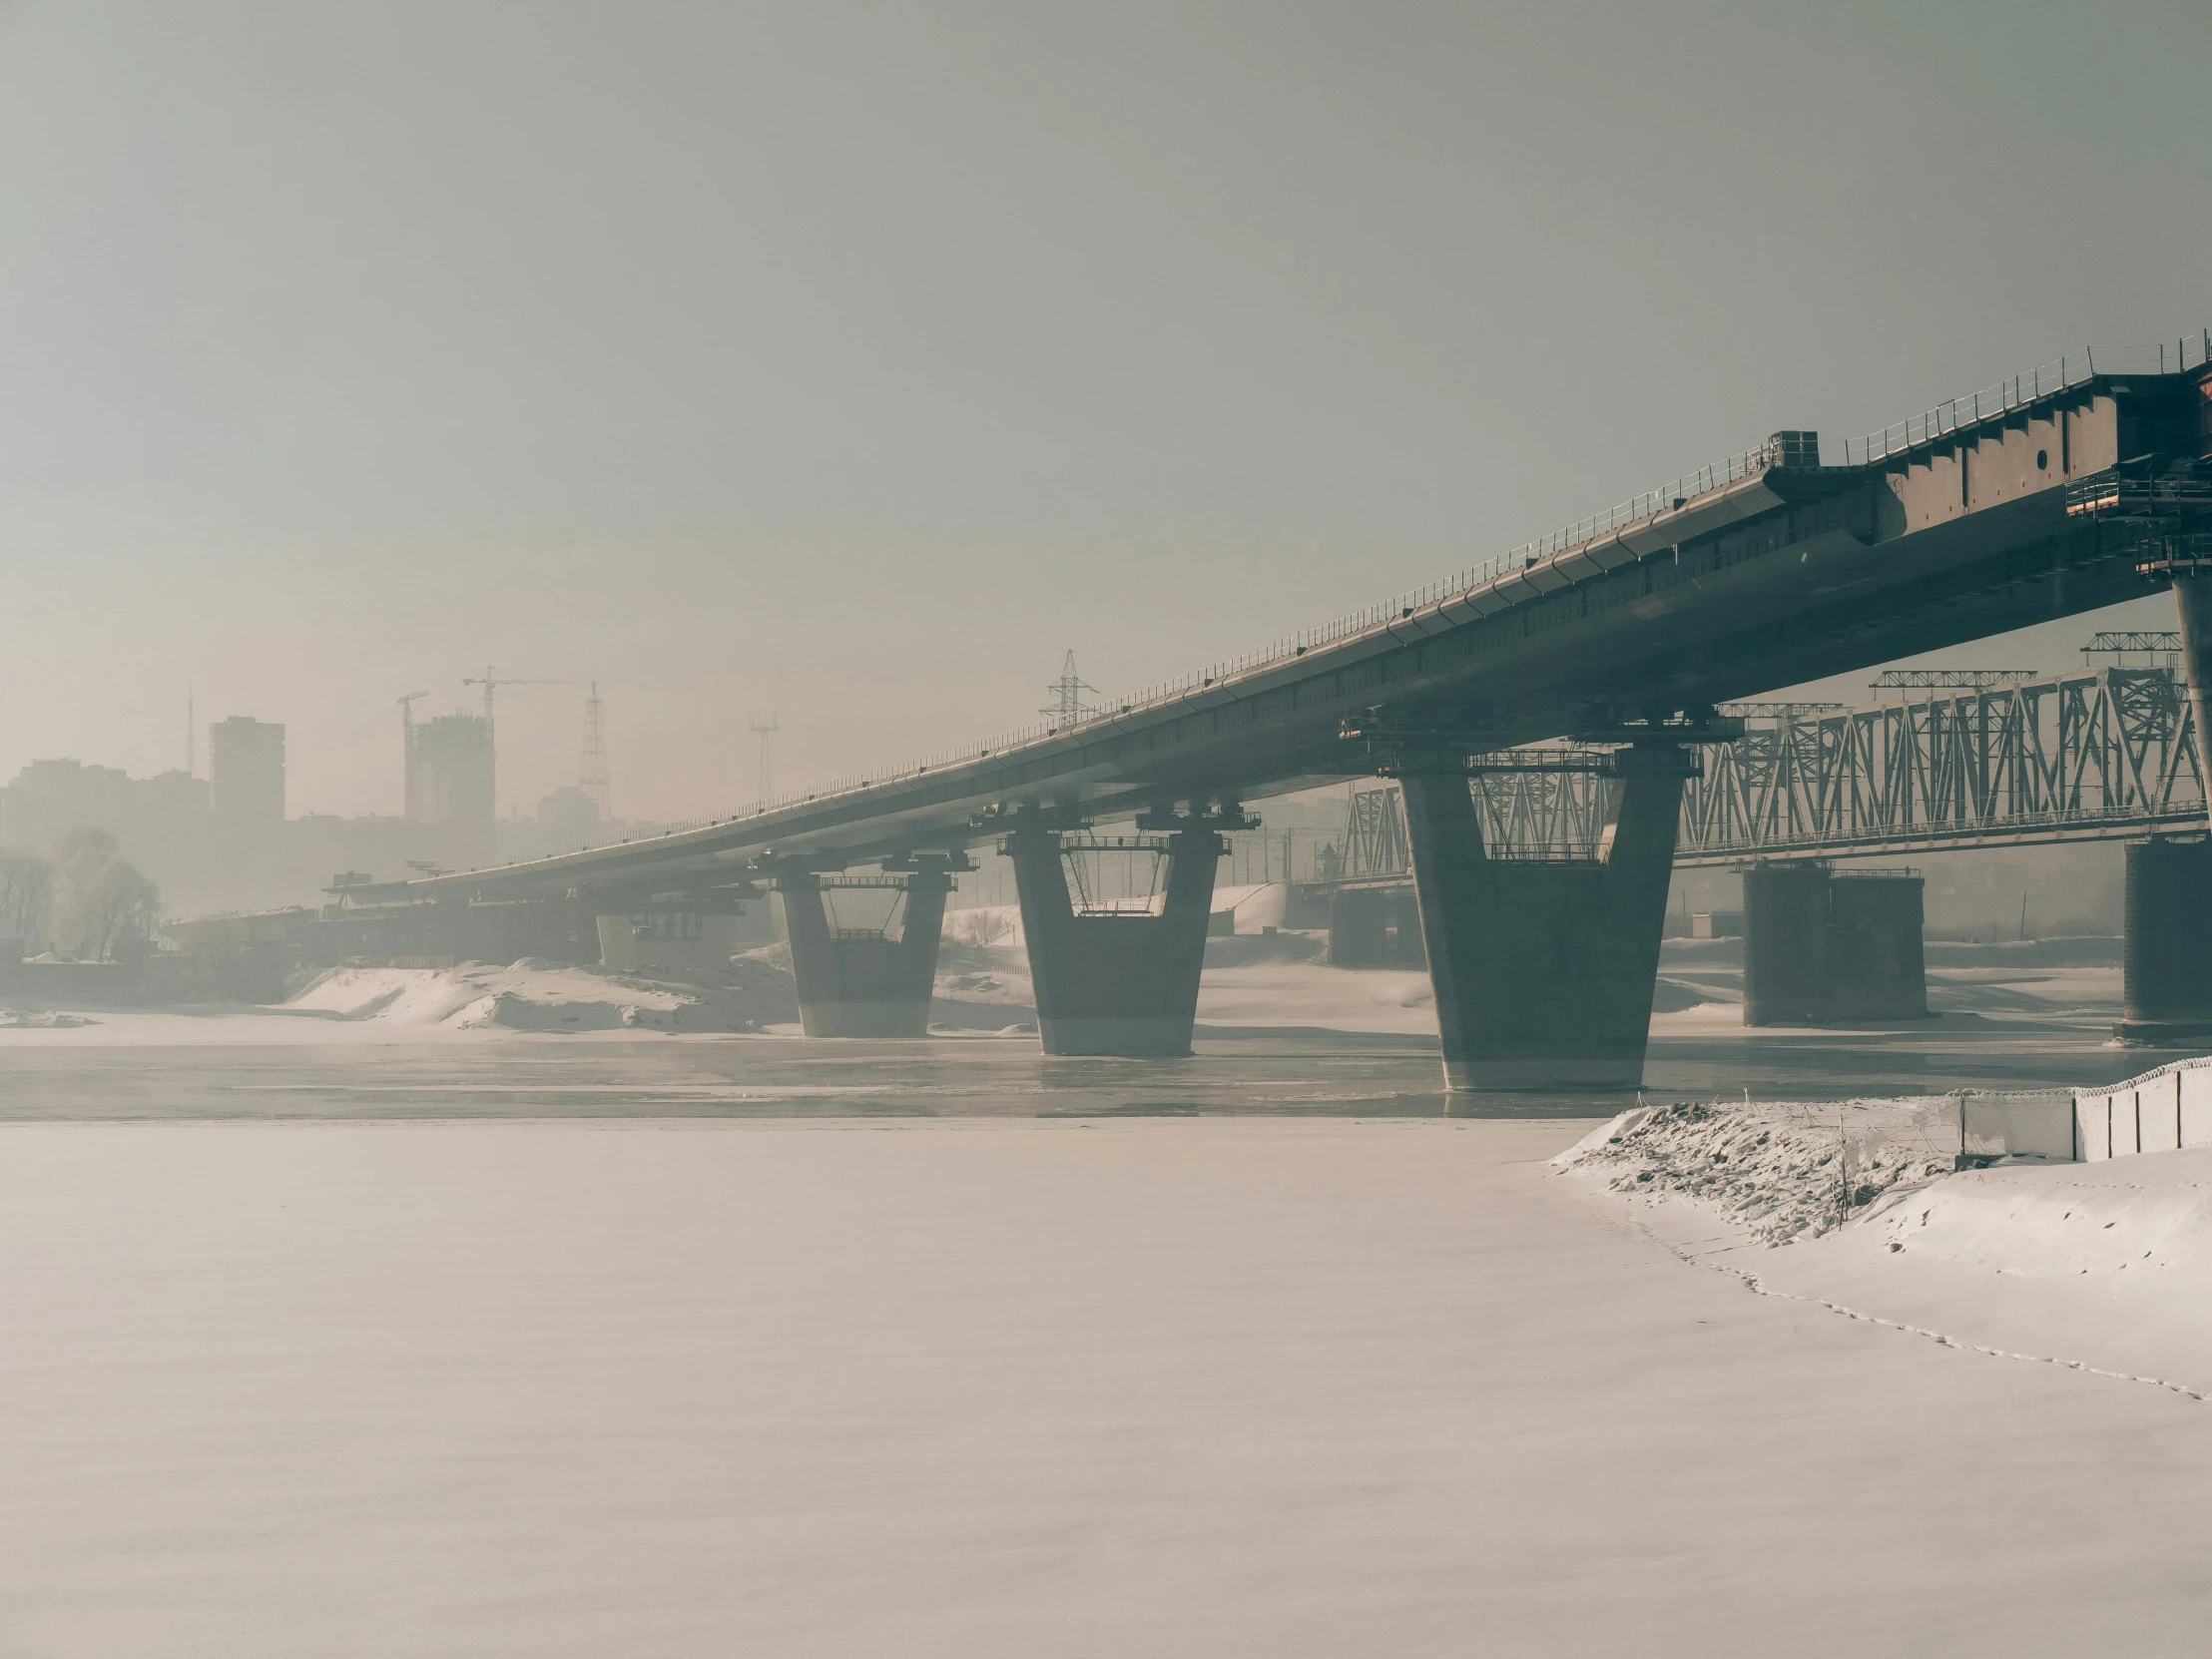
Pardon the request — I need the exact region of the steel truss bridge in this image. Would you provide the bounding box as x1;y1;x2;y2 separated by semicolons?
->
1449;661;2210;866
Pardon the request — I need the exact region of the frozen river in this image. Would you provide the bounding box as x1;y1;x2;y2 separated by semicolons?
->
0;999;2172;1124
4;1016;2210;1655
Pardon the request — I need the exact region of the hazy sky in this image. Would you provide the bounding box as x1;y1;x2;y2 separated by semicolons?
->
2;0;2207;821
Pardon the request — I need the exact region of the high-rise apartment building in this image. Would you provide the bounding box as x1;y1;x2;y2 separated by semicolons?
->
408;714;495;865
208;717;285;823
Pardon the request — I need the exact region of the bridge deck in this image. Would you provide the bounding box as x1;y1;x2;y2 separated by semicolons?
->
354;349;2212;904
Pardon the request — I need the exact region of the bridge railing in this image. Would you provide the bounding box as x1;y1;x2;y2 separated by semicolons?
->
1841;334;2212;466
478;337;2212;875
582;432;1800;850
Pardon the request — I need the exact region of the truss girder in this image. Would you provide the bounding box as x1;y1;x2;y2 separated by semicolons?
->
1471;668;2206;864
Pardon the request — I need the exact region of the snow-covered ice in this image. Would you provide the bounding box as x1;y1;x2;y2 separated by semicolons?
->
1559;1097;2212;1406
5;1113;2212;1657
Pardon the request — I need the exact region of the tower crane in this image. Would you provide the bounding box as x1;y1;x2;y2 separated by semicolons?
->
460;667;571;738
459;668;571;819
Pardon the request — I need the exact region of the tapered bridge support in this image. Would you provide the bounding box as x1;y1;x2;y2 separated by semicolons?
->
1006;816;1230;1057
1401;749;1685;1092
779;858;959;1038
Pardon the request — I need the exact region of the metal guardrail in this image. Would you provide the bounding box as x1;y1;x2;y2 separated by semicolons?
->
1841;353;2094;466
1840;333;2211;467
516;431;1796;855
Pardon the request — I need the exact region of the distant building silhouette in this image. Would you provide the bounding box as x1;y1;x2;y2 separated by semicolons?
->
209;717;285;823
535;785;601;848
0;759;209;853
409;714;495;866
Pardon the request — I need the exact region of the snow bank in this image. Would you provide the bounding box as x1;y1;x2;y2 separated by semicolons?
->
1562;1095;2212;1393
1863;1149;2212;1289
1211;882;1289;931
284;958;800;1034
1554;1096;1965;1243
1748;1151;2212;1398
0;1009;99;1030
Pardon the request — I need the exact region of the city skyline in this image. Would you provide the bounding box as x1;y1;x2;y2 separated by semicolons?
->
1;2;2204;820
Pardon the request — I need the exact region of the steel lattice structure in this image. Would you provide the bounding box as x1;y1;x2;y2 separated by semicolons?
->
1344;787;1411;876
1343;665;2211;870
1679;667;2207;862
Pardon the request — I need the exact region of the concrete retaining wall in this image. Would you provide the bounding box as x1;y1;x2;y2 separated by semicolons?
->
1960;1093;2077;1162
2072;1058;2212;1162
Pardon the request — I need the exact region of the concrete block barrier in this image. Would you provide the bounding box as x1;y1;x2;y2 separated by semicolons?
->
2072;1059;2212;1162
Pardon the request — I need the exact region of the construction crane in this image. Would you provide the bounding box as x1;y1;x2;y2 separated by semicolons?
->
460;668;570;819
460;667;571;738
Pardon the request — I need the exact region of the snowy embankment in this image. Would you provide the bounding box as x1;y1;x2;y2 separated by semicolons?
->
1560;1095;2212;1397
1553;1097;1969;1243
287;958;800;1033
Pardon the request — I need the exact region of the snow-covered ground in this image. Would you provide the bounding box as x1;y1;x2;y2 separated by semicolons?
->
286;957;786;1032
1559;1099;2212;1403
8;1114;2212;1656
0;958;801;1045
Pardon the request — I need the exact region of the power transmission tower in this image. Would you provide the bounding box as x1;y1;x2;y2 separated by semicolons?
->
1040;651;1100;728
749;713;780;802
580;683;611;820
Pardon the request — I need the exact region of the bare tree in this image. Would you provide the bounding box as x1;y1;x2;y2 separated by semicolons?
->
49;829;161;963
946;906;1013;946
0;850;53;951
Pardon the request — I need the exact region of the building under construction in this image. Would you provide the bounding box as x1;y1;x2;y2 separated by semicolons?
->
407;714;495;868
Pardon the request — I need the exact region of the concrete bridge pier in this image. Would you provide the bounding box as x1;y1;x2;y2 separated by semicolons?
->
1741;863;1927;1025
2118;836;2212;1044
1327;883;1424;967
1006;813;1233;1056
1400;747;1684;1093
779;856;962;1038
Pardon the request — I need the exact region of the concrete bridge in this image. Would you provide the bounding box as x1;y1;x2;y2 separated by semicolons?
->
338;340;2212;1089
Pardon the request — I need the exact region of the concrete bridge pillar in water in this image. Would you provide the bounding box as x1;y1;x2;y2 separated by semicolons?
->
778;855;963;1038
1399;746;1686;1093
1327;883;1425;967
1741;863;1927;1026
1005;813;1233;1057
2118;837;2212;1044
2116;552;2212;1042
